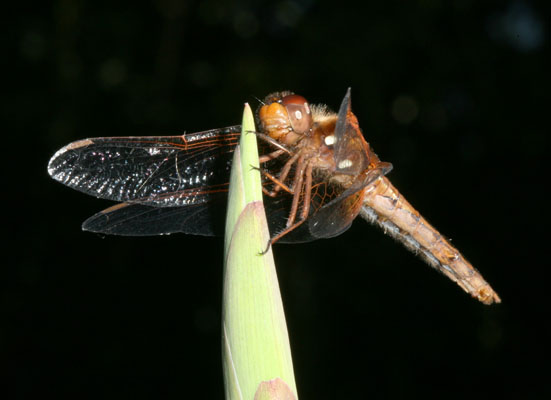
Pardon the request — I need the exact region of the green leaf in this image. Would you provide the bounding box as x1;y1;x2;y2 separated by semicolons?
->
222;104;298;400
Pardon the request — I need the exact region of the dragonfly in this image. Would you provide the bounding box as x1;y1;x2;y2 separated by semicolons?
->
48;89;500;305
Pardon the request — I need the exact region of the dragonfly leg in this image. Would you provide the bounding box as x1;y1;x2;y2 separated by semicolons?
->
285;154;306;227
299;162;313;219
253;131;292;154
258;152;300;197
259;149;286;163
261;162;313;253
258;169;293;196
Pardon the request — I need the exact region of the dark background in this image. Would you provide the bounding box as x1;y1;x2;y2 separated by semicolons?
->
4;1;549;398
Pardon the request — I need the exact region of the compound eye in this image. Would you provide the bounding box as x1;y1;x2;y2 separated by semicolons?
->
281;94;313;134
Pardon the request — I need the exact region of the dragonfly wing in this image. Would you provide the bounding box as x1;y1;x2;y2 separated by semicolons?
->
83;191;307;240
82;193;228;236
333;88;371;175
307;163;392;239
307;88;393;239
48;126;241;207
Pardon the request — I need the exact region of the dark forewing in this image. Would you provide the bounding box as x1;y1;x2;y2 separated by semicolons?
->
333;88;370;175
47;126;241;207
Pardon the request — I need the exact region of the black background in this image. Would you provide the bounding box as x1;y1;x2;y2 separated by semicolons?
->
4;1;549;398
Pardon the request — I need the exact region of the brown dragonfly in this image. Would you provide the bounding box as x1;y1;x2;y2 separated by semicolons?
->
48;89;500;304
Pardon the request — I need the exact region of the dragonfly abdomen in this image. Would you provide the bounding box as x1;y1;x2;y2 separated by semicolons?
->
360;177;500;305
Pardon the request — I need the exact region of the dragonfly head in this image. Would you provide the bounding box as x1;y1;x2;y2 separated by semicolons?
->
258;92;313;146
